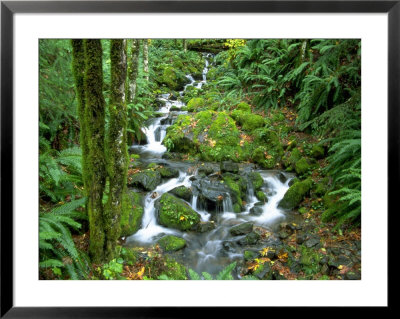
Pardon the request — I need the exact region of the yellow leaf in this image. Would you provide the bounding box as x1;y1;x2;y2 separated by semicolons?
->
338;265;343;270
180;216;186;221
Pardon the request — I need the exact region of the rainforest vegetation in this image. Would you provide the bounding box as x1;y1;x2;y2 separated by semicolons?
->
39;39;361;280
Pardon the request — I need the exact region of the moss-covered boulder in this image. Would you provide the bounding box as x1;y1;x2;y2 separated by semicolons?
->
168;186;192;202
199;112;242;162
295;158;311;176
187;97;206;112
251;128;284;168
120;191;144;237
256;190;267;202
237;102;251;112
222;172;248;211
157;235;186;252
238;231;261;246
278;178;313;210
247;172;264;190
128;170;162;191
157;66;189;91
241;114;265;132
158;166;180;179
230;222;253;236
155;193;200;231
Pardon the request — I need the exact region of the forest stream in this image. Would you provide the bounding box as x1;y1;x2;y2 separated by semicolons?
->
127;54;301;277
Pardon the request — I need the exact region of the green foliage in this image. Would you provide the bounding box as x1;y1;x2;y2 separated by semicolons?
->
39;147;83;203
40;40;78;151
101;258;124;280
39;198;90;279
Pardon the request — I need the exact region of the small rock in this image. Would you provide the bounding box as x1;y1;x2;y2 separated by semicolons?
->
296;234;306;244
304;236;320;248
238;232;261;246
230;222;253;236
278;231;290;239
345;271;361;280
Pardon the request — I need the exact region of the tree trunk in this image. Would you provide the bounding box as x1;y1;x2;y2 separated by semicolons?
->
83;39;106;263
104;39;128;260
143;39;149;81
126;39;140;103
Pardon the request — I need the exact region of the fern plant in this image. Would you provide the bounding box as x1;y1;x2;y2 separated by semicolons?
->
187;262;237;280
39;197;90;279
39;146;83;203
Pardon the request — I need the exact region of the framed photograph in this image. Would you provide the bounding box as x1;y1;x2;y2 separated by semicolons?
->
1;0;395;316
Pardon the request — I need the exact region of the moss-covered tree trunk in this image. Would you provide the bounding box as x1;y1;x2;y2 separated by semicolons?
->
126;39;140;103
83;39;107;263
143;39;149;81
104;39;128;260
71;40;90;195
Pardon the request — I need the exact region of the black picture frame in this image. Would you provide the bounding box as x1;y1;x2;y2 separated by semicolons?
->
1;0;396;317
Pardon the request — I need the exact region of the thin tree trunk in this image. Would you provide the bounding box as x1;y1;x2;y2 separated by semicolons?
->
126;39;140;103
83;39;106;263
143;39;149;81
104;39;128;260
183;39;187;52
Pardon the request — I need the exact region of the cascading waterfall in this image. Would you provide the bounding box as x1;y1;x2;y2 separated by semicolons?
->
127;53;295;275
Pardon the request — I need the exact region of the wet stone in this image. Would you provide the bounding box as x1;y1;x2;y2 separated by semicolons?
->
220;161;239;174
304;236;320;248
230;222;254;236
238;232;261;246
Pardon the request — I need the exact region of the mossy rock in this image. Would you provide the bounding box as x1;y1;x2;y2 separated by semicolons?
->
237;102;251;112
248;172;264;190
129;170;162;191
158;166;180;178
311;144;325;159
222;172;247;210
157;235;186;252
241;114;265;132
168;185;192;202
295;158;311;176
256;190;267;202
278;178;313;210
314;177;330;196
238;231;261;246
187;97;206;112
158;66;189;91
120;190;144;237
230;222;253;236
156;193;200;231
251;128;284;168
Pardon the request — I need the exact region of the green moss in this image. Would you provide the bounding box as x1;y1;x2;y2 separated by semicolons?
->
158;167;179;178
237;102;251;112
311;144;325;159
244;250;259;261
157;193;200;231
248;172;263;190
169;186;192;202
298;207;308;214
157;235;186;252
147;163;157;169
251;128;283;168
160;257;188;280
187;97;206;112
256;191;267;202
222;173;247;209
241;114;265;132
233;203;241;214
129;170;162;191
158;66;188;91
295;158;311;175
120;190;144;237
278;178;313;210
83;39;106;263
